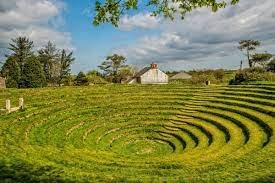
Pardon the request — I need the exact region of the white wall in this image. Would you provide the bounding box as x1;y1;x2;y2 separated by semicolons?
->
140;69;168;84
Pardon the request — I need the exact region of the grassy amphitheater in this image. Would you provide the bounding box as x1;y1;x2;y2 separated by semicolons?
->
0;84;274;182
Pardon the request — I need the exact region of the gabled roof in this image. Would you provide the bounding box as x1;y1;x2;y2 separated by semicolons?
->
134;67;151;77
126;67;151;83
170;72;192;79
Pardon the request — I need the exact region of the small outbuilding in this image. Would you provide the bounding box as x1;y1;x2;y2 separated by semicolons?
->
128;63;168;84
0;77;6;88
170;72;192;80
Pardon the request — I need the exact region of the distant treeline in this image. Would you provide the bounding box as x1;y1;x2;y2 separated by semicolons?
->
1;38;275;88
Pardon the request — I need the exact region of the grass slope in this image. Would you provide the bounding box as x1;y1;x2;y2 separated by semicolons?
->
0;84;274;182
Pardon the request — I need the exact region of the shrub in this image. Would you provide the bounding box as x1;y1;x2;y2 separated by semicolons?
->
230;67;275;85
86;72;108;84
62;75;76;86
87;75;108;84
75;72;89;86
213;69;225;81
187;69;226;85
191;73;216;84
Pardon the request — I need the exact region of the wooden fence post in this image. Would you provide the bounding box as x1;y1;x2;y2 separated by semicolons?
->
206;81;211;86
19;98;24;109
6;100;11;112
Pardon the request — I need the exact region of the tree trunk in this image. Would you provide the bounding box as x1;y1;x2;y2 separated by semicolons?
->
247;49;252;68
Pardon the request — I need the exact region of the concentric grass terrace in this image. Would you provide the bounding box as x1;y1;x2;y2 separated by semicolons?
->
0;84;274;182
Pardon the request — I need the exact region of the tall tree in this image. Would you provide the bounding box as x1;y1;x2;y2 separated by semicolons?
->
251;53;272;68
238;40;260;68
99;54;127;76
8;37;34;74
38;41;59;83
21;56;47;88
93;0;239;26
58;49;75;86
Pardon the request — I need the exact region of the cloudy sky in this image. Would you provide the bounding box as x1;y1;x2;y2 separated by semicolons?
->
0;0;275;72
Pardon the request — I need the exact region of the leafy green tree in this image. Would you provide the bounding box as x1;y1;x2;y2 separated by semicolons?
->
21;56;47;88
38;41;59;83
98;54;128;82
93;0;239;26
58;49;75;86
0;56;20;88
75;71;89;86
238;40;260;68
8;37;34;74
117;66;134;83
267;59;275;72
251;53;272;68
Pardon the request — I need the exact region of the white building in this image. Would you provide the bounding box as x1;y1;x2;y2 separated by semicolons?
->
128;63;168;84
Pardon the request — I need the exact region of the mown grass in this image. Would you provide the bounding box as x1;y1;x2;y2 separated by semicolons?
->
0;84;274;182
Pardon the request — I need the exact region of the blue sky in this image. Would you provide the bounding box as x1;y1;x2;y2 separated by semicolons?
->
0;0;275;73
63;0;161;72
63;1;141;71
64;0;120;72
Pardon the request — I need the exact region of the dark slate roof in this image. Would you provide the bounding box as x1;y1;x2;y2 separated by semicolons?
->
134;67;151;77
126;67;151;83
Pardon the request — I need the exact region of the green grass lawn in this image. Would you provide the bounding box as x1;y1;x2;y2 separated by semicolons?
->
0;84;274;182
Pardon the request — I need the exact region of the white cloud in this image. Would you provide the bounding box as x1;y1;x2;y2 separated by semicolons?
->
116;0;275;70
0;0;73;55
118;12;162;31
0;0;60;28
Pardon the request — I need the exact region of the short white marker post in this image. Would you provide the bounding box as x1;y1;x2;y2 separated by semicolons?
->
19;98;24;110
6;100;11;113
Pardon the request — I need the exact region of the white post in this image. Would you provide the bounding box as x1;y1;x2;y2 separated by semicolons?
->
19;98;24;109
6;100;11;112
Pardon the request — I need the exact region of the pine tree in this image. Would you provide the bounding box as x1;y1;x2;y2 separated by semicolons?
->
21;56;47;88
58;49;75;86
38;41;59;83
8;37;34;74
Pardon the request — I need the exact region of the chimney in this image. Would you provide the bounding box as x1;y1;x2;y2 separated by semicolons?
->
151;63;158;69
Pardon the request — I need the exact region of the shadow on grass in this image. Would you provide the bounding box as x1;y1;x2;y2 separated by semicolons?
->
0;160;68;183
0;160;274;182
